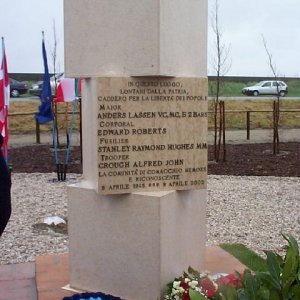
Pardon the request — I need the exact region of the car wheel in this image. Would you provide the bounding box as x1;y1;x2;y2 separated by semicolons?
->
10;89;20;97
253;91;259;96
279;91;286;97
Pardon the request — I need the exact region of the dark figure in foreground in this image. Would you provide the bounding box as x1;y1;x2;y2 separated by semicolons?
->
0;134;11;237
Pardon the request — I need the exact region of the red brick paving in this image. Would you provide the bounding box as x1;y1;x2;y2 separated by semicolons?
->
204;245;246;274
0;247;245;300
35;254;74;300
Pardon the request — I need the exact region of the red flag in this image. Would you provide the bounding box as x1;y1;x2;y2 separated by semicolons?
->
54;78;81;103
0;38;10;158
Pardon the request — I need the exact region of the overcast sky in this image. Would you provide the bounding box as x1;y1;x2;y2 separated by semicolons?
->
1;0;300;77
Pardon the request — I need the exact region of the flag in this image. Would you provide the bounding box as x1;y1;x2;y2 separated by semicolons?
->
54;78;81;103
0;37;10;159
35;33;53;124
0;39;9;108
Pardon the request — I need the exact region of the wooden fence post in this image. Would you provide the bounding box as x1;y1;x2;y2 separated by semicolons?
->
222;101;226;161
35;119;40;144
246;111;250;140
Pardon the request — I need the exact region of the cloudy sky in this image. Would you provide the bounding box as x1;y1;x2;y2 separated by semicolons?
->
1;0;300;77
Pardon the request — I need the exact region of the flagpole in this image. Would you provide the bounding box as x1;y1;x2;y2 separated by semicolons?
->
42;30;58;165
1;37;5;106
2;37;7;162
1;37;4;59
1;37;8;162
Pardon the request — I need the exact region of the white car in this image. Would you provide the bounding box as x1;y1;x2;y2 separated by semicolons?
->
242;80;288;97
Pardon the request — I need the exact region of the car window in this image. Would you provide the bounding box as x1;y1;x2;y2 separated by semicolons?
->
262;82;271;87
272;82;278;87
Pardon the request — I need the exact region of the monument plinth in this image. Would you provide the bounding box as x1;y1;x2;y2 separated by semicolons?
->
65;0;208;299
68;187;206;299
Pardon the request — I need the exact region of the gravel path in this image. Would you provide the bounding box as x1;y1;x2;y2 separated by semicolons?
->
0;173;80;264
0;173;299;264
207;175;300;255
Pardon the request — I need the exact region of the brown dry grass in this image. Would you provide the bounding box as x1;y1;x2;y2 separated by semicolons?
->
208;99;300;129
9;101;81;134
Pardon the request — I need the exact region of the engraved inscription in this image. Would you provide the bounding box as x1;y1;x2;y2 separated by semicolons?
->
97;77;208;195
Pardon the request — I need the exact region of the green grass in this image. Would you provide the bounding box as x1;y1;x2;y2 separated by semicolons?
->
208;81;255;97
209;80;300;97
21;79;300;98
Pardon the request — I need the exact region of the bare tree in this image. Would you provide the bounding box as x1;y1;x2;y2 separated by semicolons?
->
210;0;231;162
262;35;280;154
50;19;58;85
49;19;60;146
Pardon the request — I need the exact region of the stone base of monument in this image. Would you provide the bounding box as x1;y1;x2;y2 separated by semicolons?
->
68;183;206;300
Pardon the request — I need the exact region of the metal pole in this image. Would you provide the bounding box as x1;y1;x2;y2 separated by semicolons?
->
273;101;276;155
79;98;83;165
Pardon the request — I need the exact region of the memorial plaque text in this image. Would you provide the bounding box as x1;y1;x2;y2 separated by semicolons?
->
97;77;207;194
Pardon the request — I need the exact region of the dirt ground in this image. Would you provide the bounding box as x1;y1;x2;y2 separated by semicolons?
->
208;142;299;177
8;142;300;177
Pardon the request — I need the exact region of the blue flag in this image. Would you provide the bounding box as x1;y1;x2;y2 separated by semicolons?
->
35;35;53;124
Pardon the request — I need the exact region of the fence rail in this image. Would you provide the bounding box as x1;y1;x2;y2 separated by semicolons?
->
8;111;80;144
208;109;300;140
8;109;300;143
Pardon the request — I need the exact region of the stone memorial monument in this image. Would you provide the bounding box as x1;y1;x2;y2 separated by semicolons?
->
65;0;208;299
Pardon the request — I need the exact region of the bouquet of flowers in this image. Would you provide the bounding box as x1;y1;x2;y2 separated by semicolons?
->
164;235;300;300
164;267;242;300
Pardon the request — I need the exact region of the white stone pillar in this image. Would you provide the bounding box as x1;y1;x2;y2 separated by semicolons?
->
64;1;208;299
64;0;207;77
